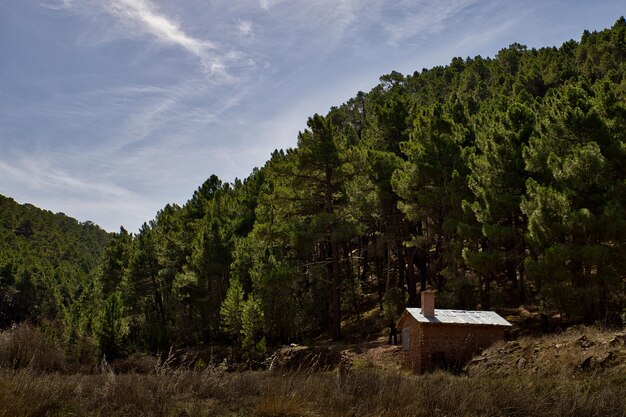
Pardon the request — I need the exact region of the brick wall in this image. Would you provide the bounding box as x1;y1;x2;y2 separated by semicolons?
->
401;319;505;372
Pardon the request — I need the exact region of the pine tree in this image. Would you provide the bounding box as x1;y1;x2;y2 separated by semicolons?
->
393;104;471;293
95;291;128;359
522;78;624;323
220;278;244;343
462;97;535;307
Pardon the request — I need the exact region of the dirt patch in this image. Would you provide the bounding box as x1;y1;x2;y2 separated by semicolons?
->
341;338;402;370
263;336;402;373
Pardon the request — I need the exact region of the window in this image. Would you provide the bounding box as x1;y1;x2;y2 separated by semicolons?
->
402;328;409;351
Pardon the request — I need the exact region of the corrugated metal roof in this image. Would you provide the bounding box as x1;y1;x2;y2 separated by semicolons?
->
404;308;512;326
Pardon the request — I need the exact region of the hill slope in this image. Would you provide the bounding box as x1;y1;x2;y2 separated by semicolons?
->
0;194;110;329
2;18;626;358
92;17;626;354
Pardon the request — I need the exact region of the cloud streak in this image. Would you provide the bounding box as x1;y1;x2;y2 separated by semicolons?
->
39;0;74;10
7;0;616;234
46;0;233;79
103;0;228;77
0;158;130;199
0;152;159;231
381;0;480;43
238;20;253;38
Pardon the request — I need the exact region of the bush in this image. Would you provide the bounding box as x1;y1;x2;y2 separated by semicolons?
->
0;323;64;372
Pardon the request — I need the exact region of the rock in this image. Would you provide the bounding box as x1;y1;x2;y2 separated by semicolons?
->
578;335;594;349
597;351;614;368
498;341;521;354
578;356;593;371
609;334;626;347
516;357;527;368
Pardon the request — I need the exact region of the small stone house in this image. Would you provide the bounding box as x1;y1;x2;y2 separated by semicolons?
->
397;290;511;372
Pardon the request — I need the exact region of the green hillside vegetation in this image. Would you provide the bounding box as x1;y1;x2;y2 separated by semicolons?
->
0;194;110;352
90;18;625;358
1;18;626;364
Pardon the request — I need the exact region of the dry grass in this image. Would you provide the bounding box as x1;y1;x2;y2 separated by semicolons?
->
1;324;625;417
467;325;626;379
0;324;65;372
1;364;625;417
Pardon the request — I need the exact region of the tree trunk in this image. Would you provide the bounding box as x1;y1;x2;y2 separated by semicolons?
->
482;274;492;310
416;220;428;291
396;247;405;294
517;258;526;305
325;166;341;341
374;247;385;310
330;239;342;340
359;236;369;289
405;246;418;307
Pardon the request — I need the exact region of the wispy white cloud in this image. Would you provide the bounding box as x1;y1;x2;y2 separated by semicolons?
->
381;0;480;44
0;186;152;234
11;0;611;234
39;0;74;10
103;0;228;77
455;16;521;50
0;158;130;199
332;0;358;28
238;20;254;38
258;0;286;11
315;0;358;43
46;0;236;79
98;86;219;155
0;151;161;231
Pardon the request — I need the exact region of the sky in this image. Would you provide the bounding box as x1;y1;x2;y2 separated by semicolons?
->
1;0;624;233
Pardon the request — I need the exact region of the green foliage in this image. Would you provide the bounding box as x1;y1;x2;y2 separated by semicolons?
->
393;103;471;292
0;194;109;351
4;18;626;355
220;278;244;341
95;292;128;359
461;96;535;307
240;295;265;361
382;287;404;323
521;77;625;322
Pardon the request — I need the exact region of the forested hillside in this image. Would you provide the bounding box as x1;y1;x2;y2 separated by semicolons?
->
0;195;110;339
3;19;626;360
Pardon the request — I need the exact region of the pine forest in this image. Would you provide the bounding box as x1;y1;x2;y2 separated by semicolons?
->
1;18;626;365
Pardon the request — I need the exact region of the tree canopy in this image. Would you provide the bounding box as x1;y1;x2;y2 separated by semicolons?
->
2;18;625;356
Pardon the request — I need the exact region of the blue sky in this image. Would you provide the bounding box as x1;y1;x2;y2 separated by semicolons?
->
1;0;624;232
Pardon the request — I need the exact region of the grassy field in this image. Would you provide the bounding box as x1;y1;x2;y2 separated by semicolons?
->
1;324;625;417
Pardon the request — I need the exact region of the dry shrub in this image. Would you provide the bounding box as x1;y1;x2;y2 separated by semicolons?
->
64;333;99;371
254;364;626;417
1;326;625;417
0;323;64;372
1;364;625;417
268;346;343;371
0;370;80;417
254;394;314;417
111;353;159;374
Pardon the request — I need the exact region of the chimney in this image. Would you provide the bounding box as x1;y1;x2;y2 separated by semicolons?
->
421;290;435;317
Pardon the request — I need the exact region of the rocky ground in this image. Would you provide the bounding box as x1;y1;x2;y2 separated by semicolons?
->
265;324;626;381
466;326;626;378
